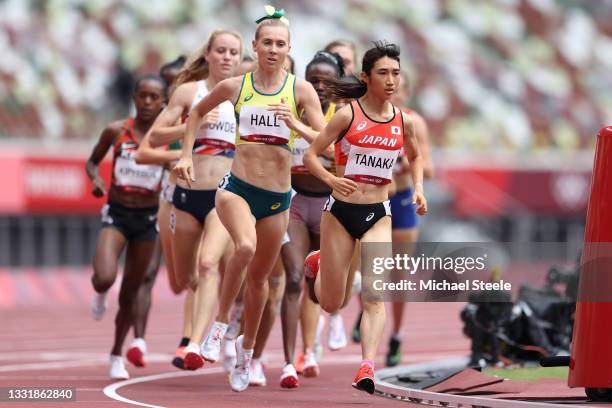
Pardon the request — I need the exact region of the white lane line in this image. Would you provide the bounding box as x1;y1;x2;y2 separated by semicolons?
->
103;367;225;408
103;354;367;408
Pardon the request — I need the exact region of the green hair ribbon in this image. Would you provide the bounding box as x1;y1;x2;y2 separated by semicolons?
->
255;5;290;26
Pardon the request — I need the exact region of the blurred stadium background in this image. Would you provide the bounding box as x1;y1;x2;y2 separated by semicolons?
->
1;0;610;267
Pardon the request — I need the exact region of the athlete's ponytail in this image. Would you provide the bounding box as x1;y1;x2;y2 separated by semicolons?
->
324;41;400;101
175;30;242;87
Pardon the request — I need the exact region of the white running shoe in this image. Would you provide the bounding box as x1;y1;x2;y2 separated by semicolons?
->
230;335;252;392
303;351;320;378
110;355;129;380
328;313;348;351
280;363;299;388
249;358;267;386
223;338;237;373
91;292;108;321
201;321;228;363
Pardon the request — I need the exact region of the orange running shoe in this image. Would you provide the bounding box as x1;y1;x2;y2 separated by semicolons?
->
294;353;304;375
352;364;375;394
303;250;320;279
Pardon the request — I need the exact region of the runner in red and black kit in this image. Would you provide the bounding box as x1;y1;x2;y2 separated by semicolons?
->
86;75;166;380
301;42;427;394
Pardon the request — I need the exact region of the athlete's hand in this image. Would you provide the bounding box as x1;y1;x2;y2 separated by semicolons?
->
201;107;220;128
412;186;428;216
268;98;299;130
173;156;195;188
92;177;107;197
330;176;358;197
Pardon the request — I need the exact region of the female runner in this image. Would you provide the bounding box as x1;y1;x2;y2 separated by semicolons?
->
302;42;427;393
87;76;166;379
146;30;242;370
174;6;326;392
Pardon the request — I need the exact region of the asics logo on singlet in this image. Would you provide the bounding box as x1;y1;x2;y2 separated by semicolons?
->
244;93;254;102
270;202;281;210
356;121;367;131
366;212;375;222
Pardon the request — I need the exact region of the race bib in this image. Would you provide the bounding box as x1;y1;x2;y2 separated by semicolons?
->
344;145;400;185
114;152;163;191
239;105;291;145
194;101;236;151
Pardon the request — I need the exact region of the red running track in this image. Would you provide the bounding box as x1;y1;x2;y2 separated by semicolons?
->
0;268;469;407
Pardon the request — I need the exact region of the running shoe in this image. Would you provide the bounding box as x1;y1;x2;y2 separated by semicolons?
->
223;338;237;373
351;311;363;343
110;355;129;380
172;346;187;370
230;335;251;392
249;358;267;386
183;343;204;370
328;313;348;351
352;364;375;394
303;352;320;378
294;352;304;375
280;363;299;389
126;338;147;368
386;336;402;367
201;321;228;363
91;292;108;321
303;250;320;279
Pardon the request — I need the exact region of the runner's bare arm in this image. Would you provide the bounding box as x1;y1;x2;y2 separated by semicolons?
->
86;121;121;196
402;112;427;215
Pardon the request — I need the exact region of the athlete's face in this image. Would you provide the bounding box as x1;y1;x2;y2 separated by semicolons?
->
134;80;165;122
253;26;290;70
306;63;338;105
361;57;400;101
329;45;355;75
205;33;241;80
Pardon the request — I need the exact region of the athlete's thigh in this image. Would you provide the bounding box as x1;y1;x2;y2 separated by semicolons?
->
123;239;157;289
199;209;231;267
319;211;356;302
283;221;311;274
172;209;203;282
215;190;257;247
247;211;289;282
93;227;127;277
360;216;393;302
157;200;177;281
